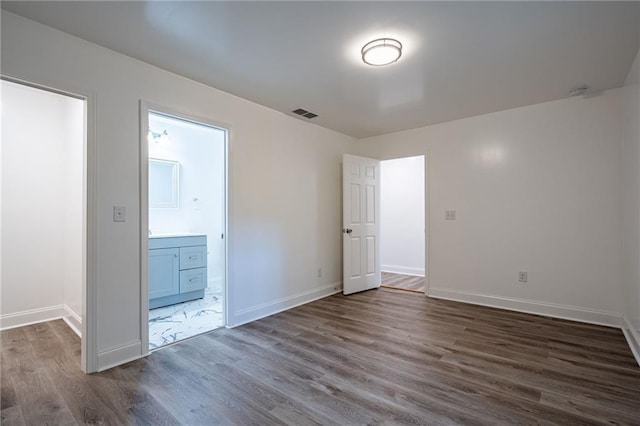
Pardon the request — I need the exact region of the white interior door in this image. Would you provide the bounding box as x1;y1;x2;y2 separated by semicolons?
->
343;154;381;295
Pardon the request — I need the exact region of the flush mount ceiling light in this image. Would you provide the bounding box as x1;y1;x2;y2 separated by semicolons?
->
361;38;402;66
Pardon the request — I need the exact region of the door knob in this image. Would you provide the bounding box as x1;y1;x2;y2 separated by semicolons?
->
343;228;353;234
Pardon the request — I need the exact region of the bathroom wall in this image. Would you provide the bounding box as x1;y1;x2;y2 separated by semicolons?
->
0;79;84;332
380;156;425;276
148;113;226;290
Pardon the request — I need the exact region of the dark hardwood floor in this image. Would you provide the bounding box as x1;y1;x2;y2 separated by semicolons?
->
2;288;640;425
381;271;425;293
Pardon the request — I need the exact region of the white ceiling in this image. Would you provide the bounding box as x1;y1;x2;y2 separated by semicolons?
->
2;1;639;138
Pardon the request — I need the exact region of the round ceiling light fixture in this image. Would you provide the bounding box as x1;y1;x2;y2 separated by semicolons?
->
361;38;402;66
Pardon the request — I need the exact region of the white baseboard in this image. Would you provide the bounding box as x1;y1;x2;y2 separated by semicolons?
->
381;265;425;277
229;282;343;328
97;341;146;372
621;315;640;367
0;305;66;330
63;305;82;337
207;276;224;292
427;287;622;328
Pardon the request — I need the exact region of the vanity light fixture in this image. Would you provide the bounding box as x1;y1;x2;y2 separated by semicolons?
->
147;129;170;144
361;38;402;66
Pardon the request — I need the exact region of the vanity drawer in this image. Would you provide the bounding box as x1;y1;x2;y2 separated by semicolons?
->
179;246;207;270
180;268;207;292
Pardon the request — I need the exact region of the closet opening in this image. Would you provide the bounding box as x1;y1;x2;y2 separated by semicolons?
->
1;77;89;370
380;155;426;294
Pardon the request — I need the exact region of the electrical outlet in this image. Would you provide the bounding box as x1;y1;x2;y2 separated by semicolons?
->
445;210;456;220
317;268;322;278
518;271;528;283
113;206;126;222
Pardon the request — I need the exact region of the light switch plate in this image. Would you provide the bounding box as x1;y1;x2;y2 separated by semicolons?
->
113;206;126;222
445;210;456;220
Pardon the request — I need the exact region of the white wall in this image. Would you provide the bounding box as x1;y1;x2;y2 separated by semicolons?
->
148;113;225;290
1;11;355;370
380;156;425;276
62;92;85;332
621;48;640;363
5;9;634;371
357;89;624;326
0;80;83;331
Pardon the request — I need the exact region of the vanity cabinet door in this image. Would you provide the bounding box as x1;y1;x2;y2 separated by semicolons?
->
149;248;180;299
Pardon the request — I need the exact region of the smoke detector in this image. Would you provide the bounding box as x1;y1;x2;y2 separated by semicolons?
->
569;85;588;97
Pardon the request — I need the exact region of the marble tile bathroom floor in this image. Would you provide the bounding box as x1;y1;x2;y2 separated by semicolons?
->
148;288;224;349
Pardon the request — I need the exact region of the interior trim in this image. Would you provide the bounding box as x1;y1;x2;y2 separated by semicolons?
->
0;305;66;330
97;341;145;372
427;287;622;328
621;315;640;367
63;305;82;337
230;282;343;328
381;265;425;277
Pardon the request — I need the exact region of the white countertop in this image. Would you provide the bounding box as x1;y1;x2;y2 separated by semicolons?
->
149;232;206;239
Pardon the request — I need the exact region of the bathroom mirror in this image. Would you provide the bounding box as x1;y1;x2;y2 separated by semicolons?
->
149;158;179;208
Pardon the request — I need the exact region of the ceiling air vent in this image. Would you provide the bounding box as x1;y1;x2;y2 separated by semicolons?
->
291;108;318;119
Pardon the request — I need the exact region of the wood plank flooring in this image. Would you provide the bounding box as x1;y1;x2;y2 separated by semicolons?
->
2;288;640;425
382;271;425;293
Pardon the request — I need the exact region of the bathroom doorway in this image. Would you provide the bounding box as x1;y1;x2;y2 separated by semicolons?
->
141;106;228;350
380;155;426;293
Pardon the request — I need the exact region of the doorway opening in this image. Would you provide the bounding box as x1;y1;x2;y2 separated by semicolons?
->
143;109;227;350
380;155;426;293
1;78;88;368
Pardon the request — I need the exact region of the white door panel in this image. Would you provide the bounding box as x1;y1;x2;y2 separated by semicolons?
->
343;154;380;295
